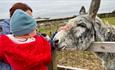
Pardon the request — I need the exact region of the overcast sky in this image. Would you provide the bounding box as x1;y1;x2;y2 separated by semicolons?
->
0;0;115;19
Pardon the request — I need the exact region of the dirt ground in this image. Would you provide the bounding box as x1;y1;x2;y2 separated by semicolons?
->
56;50;105;70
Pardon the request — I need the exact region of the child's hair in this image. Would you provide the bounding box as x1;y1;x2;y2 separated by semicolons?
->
9;2;32;17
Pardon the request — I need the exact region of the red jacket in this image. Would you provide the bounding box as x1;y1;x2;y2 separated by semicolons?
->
0;35;51;70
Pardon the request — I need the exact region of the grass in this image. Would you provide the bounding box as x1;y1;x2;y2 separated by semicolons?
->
38;17;115;36
38;17;115;38
38;21;66;36
57;51;104;70
101;17;115;25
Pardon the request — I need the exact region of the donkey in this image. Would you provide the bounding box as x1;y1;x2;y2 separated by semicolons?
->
53;0;115;70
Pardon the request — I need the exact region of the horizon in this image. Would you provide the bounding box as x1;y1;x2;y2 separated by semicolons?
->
0;0;115;19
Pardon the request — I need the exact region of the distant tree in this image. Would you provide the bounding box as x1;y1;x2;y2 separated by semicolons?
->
112;10;115;14
36;17;41;19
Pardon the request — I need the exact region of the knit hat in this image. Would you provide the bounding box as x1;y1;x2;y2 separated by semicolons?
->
10;9;37;36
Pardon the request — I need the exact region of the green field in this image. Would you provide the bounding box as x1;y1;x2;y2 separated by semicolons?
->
102;17;115;25
38;21;66;36
38;17;115;36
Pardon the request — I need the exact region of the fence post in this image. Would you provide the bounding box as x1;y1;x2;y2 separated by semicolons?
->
48;49;57;70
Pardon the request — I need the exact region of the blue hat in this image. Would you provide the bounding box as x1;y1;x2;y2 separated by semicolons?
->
10;9;37;36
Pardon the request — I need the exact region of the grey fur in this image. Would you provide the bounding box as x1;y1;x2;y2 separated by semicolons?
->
53;0;115;70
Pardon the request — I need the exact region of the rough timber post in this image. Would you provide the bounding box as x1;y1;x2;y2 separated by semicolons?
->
48;49;57;70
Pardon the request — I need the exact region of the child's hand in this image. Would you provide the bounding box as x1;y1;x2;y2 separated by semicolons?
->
40;33;50;41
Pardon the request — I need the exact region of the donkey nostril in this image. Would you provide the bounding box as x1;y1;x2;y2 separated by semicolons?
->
54;40;59;43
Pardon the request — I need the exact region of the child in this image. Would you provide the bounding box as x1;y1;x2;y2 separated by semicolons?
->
0;3;33;70
0;9;51;70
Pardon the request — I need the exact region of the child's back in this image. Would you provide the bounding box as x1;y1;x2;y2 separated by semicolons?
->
0;9;51;70
0;35;51;70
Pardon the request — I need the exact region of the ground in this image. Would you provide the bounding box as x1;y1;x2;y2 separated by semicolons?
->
57;51;104;70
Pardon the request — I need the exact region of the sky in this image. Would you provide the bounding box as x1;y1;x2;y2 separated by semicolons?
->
0;0;115;19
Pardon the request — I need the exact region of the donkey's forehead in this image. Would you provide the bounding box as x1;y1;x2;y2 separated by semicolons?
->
68;15;92;28
76;15;91;22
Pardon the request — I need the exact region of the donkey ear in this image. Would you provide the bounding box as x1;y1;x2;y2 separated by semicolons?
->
79;6;86;15
88;0;101;20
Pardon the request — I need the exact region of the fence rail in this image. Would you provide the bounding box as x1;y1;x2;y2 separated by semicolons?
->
36;16;76;23
89;42;115;53
49;42;115;70
57;65;88;70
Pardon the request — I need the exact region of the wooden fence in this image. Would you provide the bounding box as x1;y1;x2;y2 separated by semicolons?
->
35;17;115;70
33;16;115;70
48;42;115;70
36;15;76;23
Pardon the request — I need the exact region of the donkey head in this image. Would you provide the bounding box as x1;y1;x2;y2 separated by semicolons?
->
53;0;102;50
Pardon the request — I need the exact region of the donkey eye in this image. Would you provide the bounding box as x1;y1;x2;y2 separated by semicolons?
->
77;23;86;28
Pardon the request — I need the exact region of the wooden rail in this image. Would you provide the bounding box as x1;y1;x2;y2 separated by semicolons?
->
57;65;88;70
36;16;76;23
49;42;115;70
88;42;115;53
